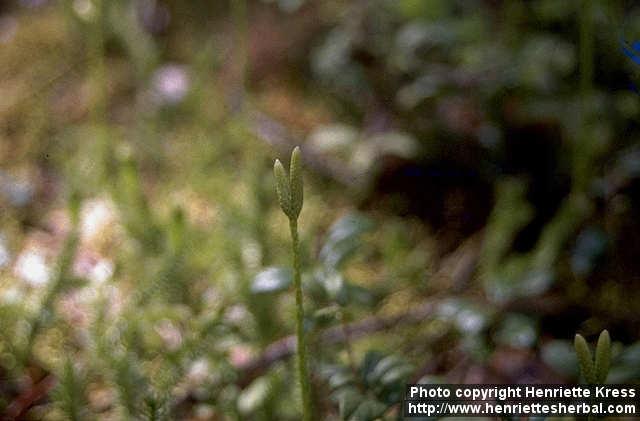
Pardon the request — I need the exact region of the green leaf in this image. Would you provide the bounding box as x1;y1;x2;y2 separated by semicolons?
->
323;270;346;300
494;314;538;348
251;267;293;294
274;159;291;218
594;330;611;383
328;369;356;390
360;351;384;383
320;213;373;268
608;341;640;383
574;334;595;383
366;355;405;385
541;340;579;378
338;388;363;420
237;376;271;415
342;282;377;308
289;146;304;220
379;364;413;387
437;299;490;335
349;399;388;421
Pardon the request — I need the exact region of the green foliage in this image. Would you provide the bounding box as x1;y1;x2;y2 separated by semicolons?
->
112;352;149;417
319;213;374;270
22;198;81;365
322;351;413;421
251;267;293;294
310;213;378;309
142;393;169;421
53;358;88;421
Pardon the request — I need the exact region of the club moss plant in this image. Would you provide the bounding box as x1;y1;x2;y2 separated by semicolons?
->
274;146;312;421
575;330;611;421
574;330;611;384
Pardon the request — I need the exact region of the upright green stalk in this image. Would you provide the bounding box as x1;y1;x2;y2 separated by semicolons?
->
274;147;312;421
23;193;80;364
289;218;312;421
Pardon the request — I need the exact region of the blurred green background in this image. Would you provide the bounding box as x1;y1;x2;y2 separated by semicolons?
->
1;0;640;419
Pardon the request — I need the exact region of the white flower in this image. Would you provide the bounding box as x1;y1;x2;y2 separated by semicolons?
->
14;248;50;286
89;259;114;284
80;198;117;243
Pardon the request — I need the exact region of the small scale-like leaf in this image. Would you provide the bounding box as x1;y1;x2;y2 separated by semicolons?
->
54;358;87;421
289;146;304;220
594;330;611;383
575;334;595;383
251;267;293;294
274;159;291;218
328;370;356;390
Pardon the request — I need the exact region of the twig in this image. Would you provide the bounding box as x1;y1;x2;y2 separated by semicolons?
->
235;299;440;387
4;374;57;420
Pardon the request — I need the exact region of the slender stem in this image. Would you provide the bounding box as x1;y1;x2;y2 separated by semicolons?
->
289;218;312;421
340;310;356;371
24;226;79;364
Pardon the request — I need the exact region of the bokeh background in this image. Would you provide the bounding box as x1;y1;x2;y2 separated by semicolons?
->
1;0;640;419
